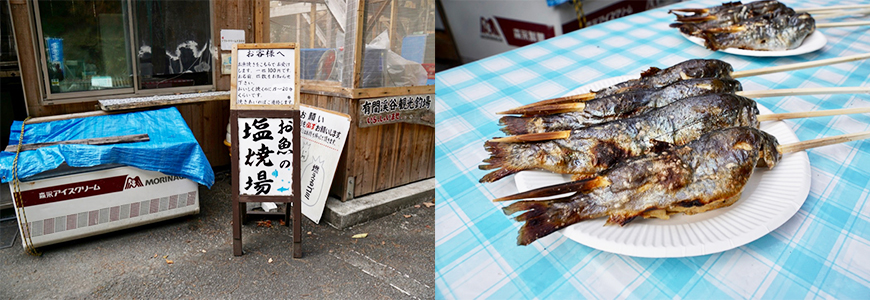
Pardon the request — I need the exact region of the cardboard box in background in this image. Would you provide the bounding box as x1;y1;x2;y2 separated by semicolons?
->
11;165;199;248
440;0;681;63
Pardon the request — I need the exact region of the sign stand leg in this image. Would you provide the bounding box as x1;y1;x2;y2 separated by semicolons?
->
233;196;244;256
293;198;302;258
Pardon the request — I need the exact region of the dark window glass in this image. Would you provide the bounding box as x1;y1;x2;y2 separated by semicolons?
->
38;0;133;93
135;0;212;89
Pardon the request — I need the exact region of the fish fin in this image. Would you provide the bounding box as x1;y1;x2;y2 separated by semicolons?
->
640;67;662;78
675;15;716;22
499;116;532;135
495;176;611;201
503;197;591;245
479;168;519;183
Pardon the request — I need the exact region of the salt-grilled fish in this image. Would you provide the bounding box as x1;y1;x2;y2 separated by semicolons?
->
701;12;815;51
495;127;781;245
499;78;743;134
594;59;734;97
480;94;759;182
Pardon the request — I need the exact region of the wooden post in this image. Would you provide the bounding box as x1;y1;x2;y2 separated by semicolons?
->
310;4;317;48
389;0;399;53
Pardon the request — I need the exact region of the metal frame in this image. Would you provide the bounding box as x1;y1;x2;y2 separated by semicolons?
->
28;0;216;104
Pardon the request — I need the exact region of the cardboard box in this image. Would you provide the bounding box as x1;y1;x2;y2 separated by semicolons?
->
441;0;680;62
10;165;199;248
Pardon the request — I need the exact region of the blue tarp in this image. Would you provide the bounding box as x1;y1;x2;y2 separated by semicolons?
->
0;107;214;187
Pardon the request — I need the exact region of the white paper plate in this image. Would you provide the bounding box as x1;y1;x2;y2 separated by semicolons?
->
680;30;826;57
513;80;811;258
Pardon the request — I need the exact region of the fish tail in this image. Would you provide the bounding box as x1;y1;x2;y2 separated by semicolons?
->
498;116;533;135
479;141;523;182
503;197;593;245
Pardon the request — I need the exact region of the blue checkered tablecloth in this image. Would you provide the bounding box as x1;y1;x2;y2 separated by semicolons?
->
434;0;870;298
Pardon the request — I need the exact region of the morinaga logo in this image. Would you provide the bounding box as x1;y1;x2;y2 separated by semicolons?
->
125;176;144;189
125;175;185;189
480;17;503;41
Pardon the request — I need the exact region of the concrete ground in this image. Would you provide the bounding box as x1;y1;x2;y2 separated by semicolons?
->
0;171;435;299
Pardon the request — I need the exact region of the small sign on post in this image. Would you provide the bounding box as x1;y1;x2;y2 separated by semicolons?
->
230;43;302;258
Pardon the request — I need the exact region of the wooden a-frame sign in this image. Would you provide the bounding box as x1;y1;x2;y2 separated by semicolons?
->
230;43;303;257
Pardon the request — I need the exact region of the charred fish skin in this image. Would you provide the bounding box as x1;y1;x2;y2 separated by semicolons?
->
702;12;815;51
595;59;734;97
499;78;743;134
501;127;781;245
479;94;760;183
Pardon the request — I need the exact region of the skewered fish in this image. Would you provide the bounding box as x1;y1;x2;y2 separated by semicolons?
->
670;0;794;34
500;78;743;134
480;94;759;182
701;13;815;51
670;0;815;51
495;127;781;245
594;59;733;97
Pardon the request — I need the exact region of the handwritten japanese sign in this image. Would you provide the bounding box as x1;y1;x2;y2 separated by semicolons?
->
299;105;351;223
237;117;295;196
232;43;299;109
358;94;435;128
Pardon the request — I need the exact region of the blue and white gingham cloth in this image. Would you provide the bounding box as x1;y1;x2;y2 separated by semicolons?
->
435;0;870;298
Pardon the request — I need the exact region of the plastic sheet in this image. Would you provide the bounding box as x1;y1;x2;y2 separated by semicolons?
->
0;107;214;187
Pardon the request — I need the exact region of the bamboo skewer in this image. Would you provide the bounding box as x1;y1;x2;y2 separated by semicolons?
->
816;21;870;28
757;107;870;121
490;107;870;143
736;86;870;98
794;4;870;13
499;86;868;115
778;130;870;154
730;52;870;78
811;8;870;19
500;53;870;114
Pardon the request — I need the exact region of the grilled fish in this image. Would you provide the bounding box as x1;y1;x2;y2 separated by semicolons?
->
701;12;815;51
480;94;759;182
670;0;794;35
594;59;734;97
500;78;743;134
496;126;781;245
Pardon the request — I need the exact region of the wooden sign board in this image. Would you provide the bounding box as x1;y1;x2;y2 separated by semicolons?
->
299;105;351;224
231;43;301;110
358;94;434;128
230;43;302;257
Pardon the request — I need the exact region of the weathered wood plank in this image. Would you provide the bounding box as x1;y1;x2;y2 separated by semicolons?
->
3;134;150;152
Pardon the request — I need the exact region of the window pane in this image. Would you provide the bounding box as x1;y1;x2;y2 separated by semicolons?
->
38;0;133;93
135;0;213;90
269;1;345;83
362;0;435;88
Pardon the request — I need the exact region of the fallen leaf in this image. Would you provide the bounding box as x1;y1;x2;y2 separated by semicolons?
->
307;231;312;235
163;255;169;259
381;241;386;245
256;220;273;228
200;249;207;253
351;233;368;239
423;201;435;208
414;205;421;208
152;254;158;259
403;214;412;218
268;258;273;263
279;219;286;226
165;259;174;264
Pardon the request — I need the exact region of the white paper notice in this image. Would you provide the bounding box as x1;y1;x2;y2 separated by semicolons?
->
236;48;296;106
299;106;350;223
220;29;245;51
237;117;295;196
